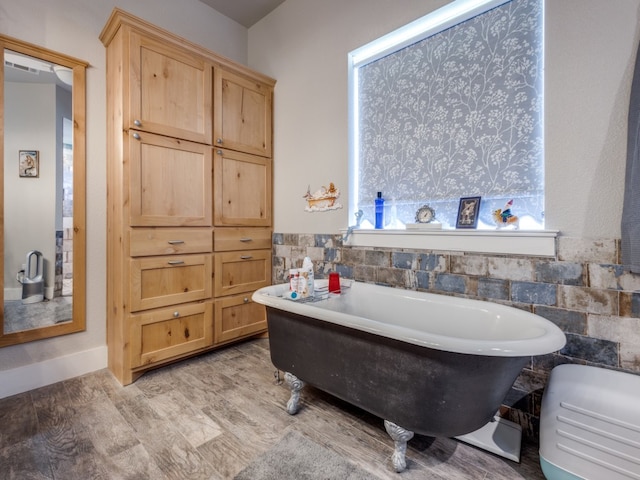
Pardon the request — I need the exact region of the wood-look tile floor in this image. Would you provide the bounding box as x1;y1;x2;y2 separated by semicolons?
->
0;338;546;479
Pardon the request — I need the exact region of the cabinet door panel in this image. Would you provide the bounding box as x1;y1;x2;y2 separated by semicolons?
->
130;254;212;311
129;32;212;144
215;295;266;344
213;149;271;226
131;302;214;367
214;249;271;297
130;131;212;226
214;69;272;157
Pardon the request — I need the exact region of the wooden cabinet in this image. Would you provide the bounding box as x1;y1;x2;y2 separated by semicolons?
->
101;9;274;385
213;227;271;252
130;254;212;311
213;228;270;342
214;68;272;157
128;31;212;144
215;294;267;344
129;131;212;227
131;302;214;368
214;149;272;227
214;250;271;297
130;228;212;256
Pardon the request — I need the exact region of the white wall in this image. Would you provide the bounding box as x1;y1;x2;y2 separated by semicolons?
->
0;0;248;397
249;0;640;238
544;0;639;237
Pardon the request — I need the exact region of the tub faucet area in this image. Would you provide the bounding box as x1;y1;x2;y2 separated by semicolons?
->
341;209;363;243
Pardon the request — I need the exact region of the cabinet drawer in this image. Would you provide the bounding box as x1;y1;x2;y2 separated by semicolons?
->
214;227;271;251
130;228;212;256
214;249;271;297
215;294;266;344
131;302;214;368
130;254;212;312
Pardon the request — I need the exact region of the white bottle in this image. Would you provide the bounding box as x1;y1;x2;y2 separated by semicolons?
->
289;268;299;292
297;269;309;297
302;256;315;297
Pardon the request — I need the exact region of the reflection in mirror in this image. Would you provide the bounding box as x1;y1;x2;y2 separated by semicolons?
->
1;35;87;346
4;51;73;332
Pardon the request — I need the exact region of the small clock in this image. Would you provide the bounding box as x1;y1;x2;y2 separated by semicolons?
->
415;205;436;223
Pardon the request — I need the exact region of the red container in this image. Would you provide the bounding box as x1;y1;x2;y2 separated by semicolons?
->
328;272;341;293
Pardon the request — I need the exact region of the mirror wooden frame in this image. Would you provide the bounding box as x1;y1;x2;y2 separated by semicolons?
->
0;34;87;346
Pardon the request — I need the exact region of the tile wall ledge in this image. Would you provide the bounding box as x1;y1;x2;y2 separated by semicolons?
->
342;228;559;257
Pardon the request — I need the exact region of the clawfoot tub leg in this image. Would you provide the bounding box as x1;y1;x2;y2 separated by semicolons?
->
384;420;414;473
284;372;305;415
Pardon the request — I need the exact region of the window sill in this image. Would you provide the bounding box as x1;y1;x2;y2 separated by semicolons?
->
342;228;558;257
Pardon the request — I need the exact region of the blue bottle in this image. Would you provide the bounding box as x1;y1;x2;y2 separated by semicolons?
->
375;192;385;229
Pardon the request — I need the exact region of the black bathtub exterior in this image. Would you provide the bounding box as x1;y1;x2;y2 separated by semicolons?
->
267;306;529;438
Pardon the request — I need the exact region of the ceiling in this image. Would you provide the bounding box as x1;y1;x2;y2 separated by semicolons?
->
4;50;72;90
198;0;285;27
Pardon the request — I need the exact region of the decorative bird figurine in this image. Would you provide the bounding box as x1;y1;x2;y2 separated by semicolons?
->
492;199;519;229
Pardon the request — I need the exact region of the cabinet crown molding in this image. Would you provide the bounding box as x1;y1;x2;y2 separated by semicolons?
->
99;7;276;87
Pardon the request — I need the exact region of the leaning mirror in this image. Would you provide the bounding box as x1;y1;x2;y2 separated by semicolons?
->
1;34;86;346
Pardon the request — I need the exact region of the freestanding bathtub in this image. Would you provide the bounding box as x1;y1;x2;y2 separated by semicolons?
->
252;280;566;472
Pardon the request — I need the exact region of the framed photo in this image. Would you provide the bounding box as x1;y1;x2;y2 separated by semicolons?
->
19;150;39;178
456;196;481;229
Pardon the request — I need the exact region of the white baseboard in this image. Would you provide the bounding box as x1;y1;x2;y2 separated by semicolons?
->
0;346;108;399
4;287;22;301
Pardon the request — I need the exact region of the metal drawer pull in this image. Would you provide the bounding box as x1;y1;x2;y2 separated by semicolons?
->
239;238;252;242
173;311;180;318
168;260;185;265
132;132;141;140
133;119;142;127
243;297;249;303
240;255;253;260
167;240;185;245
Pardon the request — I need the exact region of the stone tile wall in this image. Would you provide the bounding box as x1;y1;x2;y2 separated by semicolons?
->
272;233;640;439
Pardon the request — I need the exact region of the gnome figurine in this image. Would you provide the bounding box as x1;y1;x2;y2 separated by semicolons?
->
492;199;520;229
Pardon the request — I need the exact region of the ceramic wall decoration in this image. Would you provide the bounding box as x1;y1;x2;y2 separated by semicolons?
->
304;183;342;212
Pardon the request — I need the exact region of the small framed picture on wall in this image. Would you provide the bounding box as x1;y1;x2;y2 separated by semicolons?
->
19;150;39;178
456;196;481;229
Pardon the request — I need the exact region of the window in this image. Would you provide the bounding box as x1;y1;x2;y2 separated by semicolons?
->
349;0;544;230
